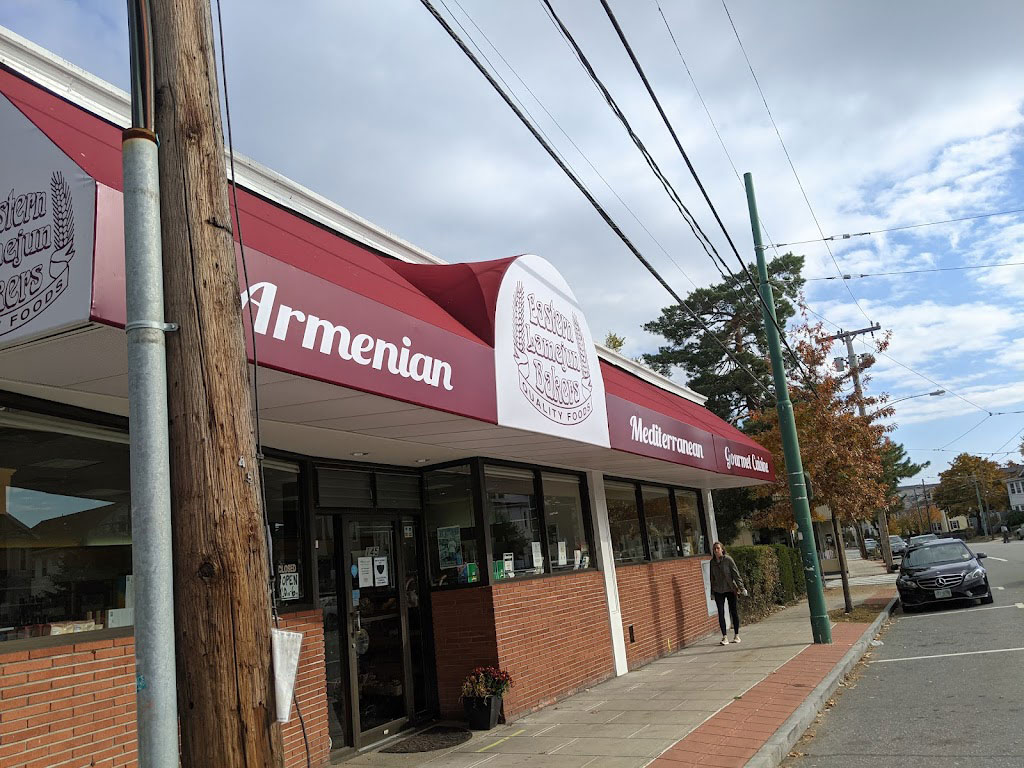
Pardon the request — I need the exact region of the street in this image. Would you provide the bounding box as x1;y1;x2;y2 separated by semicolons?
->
784;538;1024;768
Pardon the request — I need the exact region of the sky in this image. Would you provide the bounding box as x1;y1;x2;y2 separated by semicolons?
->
3;0;1023;484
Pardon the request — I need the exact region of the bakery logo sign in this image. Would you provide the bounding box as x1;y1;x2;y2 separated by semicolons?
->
0;173;75;339
724;446;770;475
512;281;594;425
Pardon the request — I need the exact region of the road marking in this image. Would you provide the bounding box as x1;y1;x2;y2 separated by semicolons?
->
871;646;1024;664
987;556;1009;562
532;725;557;738
902;604;1023;618
476;730;526;752
548;738;579;754
465;755;498;768
997;586;1005;590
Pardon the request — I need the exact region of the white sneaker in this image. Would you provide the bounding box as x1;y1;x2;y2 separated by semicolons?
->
733;635;741;644
720;636;730;645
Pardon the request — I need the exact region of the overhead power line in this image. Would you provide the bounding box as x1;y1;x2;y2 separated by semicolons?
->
418;0;773;401
596;0;814;380
537;0;816;389
442;0;705;294
774;206;1024;247
800;260;1024;281
720;0;874;327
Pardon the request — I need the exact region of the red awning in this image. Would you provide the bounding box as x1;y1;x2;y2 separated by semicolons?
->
0;63;773;484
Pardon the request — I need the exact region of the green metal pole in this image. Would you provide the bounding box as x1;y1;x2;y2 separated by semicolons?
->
744;172;831;644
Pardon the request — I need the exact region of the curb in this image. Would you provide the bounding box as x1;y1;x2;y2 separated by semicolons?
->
744;596;898;768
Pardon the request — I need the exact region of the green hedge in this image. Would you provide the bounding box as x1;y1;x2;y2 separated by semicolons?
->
790;548;806;596
771;544;796;604
729;545;781;623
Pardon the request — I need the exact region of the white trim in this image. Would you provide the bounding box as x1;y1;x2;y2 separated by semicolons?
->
587;470;628;676
0;24;714;407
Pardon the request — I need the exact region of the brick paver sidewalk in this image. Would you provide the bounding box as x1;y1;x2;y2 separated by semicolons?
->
651;623;867;768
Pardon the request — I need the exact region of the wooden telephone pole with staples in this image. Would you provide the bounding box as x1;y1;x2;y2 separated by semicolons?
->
150;0;282;764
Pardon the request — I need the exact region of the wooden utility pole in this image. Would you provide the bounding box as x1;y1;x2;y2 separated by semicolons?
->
825;324;894;570
150;1;282;765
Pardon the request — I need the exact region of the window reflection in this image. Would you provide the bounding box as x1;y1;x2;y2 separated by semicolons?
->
605;480;644;563
487;467;543;579
0;421;132;642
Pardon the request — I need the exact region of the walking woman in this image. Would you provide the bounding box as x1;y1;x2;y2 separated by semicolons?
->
710;541;747;645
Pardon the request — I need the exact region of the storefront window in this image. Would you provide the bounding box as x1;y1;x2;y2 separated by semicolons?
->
642;486;677;559
605;480;645;563
0;417;131;643
424;465;481;586
674;489;706;556
542;473;590;571
486;466;543;579
265;461;305;603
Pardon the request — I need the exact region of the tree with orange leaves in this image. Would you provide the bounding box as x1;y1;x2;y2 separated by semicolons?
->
743;322;894;531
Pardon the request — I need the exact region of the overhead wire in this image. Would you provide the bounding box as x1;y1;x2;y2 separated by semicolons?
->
798;260;1024;281
418;0;773;402
657;0;1024;443
595;0;822;394
536;0;815;393
720;0;875;327
443;0;705;293
773;206;1024;247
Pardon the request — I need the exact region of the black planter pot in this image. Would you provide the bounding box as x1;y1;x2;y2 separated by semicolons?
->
463;695;502;730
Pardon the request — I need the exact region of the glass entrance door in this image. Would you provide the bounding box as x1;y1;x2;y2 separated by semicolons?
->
345;519;412;745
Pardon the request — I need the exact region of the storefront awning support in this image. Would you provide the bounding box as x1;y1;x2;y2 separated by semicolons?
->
124;1;179;764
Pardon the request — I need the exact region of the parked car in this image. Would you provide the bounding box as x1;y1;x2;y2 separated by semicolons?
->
908;533;939;547
897;539;992;611
889;535;908;556
864;537;879;554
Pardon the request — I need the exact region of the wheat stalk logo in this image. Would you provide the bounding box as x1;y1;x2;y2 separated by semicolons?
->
573;314;591;385
49;171;75;278
513;281;526;356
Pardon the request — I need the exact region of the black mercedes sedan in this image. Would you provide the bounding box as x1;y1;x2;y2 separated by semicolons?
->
897;539;992;611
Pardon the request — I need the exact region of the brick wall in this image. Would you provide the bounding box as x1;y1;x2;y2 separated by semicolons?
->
492;571;614;720
615;557;718;669
278;610;331;768
430;588;498;718
0;610;330;768
0;633;137;768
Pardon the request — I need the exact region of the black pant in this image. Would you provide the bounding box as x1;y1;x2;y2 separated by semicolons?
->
714;591;740;636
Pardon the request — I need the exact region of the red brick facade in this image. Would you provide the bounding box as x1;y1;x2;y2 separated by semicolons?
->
430;587;499;718
492;571;614;719
0;610;329;768
615;557;718;669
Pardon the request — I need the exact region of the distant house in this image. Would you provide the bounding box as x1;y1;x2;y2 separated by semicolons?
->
1004;464;1024;513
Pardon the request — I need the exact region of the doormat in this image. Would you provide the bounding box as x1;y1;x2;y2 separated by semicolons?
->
379;725;472;753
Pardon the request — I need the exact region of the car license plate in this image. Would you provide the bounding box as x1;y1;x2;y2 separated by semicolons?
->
935;588;952;598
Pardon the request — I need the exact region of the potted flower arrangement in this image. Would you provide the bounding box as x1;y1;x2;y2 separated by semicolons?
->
460;666;512;730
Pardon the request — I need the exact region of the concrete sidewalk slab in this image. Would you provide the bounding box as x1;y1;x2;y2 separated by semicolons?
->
345;587;895;768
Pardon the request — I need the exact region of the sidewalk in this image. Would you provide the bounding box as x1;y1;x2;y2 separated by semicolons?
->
346;584;895;768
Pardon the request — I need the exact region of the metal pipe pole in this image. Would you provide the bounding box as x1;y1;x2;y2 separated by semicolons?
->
125;1;178;763
124;129;178;766
745;172;831;643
